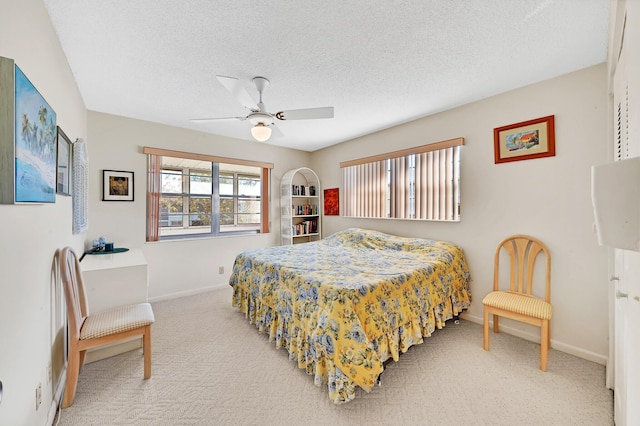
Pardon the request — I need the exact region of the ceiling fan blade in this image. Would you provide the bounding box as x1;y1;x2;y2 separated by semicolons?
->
216;75;258;110
270;124;284;138
190;116;247;123
275;107;334;121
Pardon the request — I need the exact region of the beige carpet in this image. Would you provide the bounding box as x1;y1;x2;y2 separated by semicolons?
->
57;286;613;426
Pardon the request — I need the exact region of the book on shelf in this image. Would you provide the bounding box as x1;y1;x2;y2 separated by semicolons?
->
292;218;318;235
291;185;317;197
291;185;311;196
293;203;318;216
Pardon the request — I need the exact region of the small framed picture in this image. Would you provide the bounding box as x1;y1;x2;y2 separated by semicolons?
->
102;170;134;201
56;127;72;196
324;188;339;216
493;115;555;164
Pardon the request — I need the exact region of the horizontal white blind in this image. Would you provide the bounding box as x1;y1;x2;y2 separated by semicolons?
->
342;139;462;221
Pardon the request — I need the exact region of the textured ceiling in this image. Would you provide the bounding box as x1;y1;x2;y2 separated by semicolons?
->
43;0;610;152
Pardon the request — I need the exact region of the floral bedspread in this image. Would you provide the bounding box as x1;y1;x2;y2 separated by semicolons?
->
229;228;472;404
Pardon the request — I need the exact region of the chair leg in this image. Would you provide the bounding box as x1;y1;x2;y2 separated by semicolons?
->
540;320;549;371
62;349;80;408
483;306;490;351
78;350;86;373
493;314;500;333
143;325;152;379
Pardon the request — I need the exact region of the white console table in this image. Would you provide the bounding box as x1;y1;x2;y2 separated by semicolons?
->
80;248;149;362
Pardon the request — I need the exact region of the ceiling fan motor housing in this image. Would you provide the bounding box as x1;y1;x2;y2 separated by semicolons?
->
248;111;274;126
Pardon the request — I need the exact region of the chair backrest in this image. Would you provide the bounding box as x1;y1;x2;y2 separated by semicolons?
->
59;247;90;343
493;235;551;303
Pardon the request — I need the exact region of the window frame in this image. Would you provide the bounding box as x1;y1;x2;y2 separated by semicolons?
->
144;147;273;241
159;165;214;234
218;169;262;231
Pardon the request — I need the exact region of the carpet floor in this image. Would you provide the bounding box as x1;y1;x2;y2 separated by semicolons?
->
57;286;613;426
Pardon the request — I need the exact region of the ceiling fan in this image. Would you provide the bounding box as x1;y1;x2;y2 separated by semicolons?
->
191;75;334;142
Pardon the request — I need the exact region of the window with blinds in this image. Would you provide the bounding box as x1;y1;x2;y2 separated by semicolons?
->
341;138;463;221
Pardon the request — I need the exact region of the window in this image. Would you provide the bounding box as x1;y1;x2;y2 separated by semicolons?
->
160;164;213;235
219;171;262;227
341;138;463;221
144;147;273;241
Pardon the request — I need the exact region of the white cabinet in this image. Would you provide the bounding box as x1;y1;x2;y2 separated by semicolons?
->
607;3;640;423
80;248;149;362
280;167;322;245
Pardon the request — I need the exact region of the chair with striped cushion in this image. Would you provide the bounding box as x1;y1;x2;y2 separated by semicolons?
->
482;235;552;371
59;247;155;408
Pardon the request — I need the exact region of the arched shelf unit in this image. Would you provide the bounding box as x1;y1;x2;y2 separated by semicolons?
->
280;167;322;245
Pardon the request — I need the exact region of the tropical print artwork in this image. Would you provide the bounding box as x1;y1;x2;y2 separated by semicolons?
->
506;129;540;152
229;228;472;403
14;65;57;202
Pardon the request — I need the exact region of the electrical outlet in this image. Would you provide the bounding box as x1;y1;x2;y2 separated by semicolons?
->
218;266;224;274
35;383;42;410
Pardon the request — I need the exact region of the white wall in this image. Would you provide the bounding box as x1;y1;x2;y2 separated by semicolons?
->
312;64;610;363
86;111;311;300
0;0;87;425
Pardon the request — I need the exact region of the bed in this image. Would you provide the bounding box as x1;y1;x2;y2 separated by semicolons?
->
229;227;472;403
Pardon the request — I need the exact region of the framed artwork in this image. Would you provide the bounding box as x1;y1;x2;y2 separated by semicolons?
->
56;126;71;196
102;170;134;201
14;64;57;202
324;188;339;216
493;115;555;164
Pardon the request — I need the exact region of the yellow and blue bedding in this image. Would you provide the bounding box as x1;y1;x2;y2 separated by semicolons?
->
229;228;472;403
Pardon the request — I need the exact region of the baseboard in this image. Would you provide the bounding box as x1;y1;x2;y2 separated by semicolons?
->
47;400;58;426
47;367;66;426
148;283;227;303
462;313;608;366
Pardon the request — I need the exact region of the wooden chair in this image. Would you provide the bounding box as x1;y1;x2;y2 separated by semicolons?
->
482;235;552;371
59;247;155;408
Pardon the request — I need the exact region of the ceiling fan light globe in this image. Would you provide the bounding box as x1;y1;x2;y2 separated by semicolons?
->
251;123;272;142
